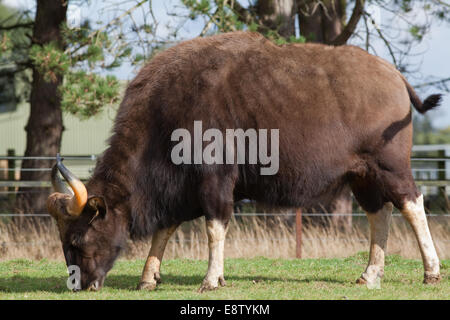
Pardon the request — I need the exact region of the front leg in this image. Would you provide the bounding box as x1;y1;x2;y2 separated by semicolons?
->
198;219;228;292
137;225;178;290
357;202;392;286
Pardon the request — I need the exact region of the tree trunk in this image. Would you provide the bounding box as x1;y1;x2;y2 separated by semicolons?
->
321;0;345;42
256;0;297;38
297;0;345;43
297;0;325;42
15;0;67;214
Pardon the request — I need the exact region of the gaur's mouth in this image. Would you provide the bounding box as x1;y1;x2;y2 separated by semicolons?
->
86;276;105;292
87;281;100;291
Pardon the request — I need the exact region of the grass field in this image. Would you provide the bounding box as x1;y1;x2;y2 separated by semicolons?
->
0;253;448;300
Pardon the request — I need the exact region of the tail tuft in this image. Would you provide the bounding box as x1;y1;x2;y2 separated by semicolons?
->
403;76;443;114
419;94;442;114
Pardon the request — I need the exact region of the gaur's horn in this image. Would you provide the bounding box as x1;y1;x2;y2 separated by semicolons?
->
55;153;87;216
51;164;74;196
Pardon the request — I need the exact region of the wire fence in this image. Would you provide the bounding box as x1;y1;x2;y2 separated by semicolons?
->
0;212;449;217
0;212;449;248
1;153;450;251
4;237;450;247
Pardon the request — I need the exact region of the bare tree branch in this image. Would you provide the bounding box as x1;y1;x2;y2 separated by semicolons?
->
364;10;398;67
414;77;450;89
199;8;219;36
432;0;450;8
65;0;147;55
329;0;365;45
362;10;370;51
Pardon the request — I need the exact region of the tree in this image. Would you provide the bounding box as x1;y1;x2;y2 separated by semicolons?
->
0;0;156;213
17;0;68;213
255;0;297;37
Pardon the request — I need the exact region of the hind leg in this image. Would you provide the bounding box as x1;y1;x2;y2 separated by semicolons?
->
380;168;441;283
352;158;440;284
400;194;440;283
351;173;394;286
356;202;393;285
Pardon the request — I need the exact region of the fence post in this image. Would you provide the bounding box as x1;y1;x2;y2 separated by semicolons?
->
438;149;449;210
296;208;302;258
7;149;15;203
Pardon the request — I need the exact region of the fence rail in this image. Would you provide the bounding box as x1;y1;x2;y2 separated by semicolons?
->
1;214;449;248
1;148;450;258
0;155;97;161
0;212;449;217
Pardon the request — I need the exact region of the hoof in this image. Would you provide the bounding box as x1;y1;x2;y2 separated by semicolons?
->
136;281;157;291
356;277;367;285
198;282;218;293
198;276;226;293
154;272;162;284
219;276;226;287
424;274;441;284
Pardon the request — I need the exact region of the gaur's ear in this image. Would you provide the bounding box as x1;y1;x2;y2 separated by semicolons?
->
47;193;73;220
87;196;107;223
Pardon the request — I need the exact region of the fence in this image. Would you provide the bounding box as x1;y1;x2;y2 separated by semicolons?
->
1;145;450;259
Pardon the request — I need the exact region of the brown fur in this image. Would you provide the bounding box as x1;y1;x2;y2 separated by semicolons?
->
47;32;442;290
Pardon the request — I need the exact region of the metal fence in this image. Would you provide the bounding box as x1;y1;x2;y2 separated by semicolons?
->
1;149;449;257
0;212;449;252
1;148;450;212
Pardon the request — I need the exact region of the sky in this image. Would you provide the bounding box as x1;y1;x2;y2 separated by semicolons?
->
4;0;450;129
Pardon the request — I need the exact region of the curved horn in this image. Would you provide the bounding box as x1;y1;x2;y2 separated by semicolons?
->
56;154;87;216
51;164;74;196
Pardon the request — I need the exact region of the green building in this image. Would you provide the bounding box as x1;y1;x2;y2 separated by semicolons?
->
0;76;122;179
0;100;118;157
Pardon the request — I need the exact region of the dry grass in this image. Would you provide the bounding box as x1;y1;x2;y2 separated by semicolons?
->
0;215;449;261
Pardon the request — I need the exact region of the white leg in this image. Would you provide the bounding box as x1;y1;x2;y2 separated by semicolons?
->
137;225;177;290
401;194;441;283
357;202;392;285
198;219;227;292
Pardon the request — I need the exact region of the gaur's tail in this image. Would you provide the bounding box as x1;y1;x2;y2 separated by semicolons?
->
402;77;442;114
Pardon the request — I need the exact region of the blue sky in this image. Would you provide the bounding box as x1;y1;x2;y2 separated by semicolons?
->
5;0;450;128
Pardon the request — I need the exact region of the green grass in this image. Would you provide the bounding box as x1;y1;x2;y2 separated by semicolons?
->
0;253;448;300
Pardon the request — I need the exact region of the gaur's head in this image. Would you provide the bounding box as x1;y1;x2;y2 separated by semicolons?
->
47;154;125;291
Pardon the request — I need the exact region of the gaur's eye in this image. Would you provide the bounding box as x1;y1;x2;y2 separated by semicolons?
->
71;245;92;259
70;233;85;248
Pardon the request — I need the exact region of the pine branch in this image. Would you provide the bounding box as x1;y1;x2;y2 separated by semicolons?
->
228;0;257;25
0;22;34;31
64;0;147;56
0;64;29;76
